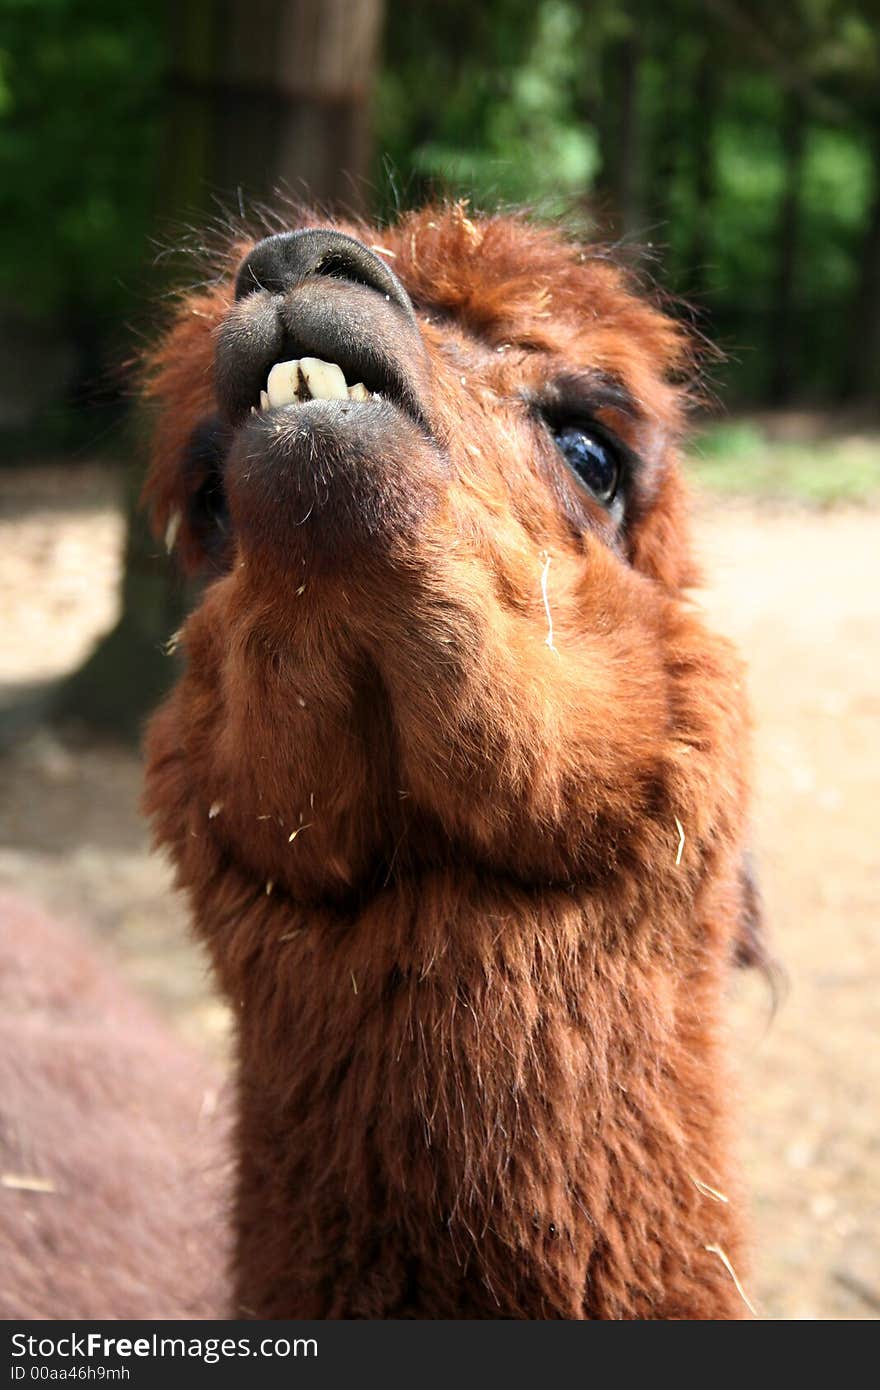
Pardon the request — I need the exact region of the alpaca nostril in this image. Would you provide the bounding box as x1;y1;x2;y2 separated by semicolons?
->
234;229;417;324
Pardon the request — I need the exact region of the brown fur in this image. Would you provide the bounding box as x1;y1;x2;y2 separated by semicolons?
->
143;203;755;1318
0;894;228;1319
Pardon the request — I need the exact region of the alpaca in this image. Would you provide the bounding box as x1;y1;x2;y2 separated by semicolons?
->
0;893;228;1320
142;203;757;1319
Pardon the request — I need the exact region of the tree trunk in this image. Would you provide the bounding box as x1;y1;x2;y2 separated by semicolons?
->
769;90;807;404
53;446;193;741
595;23;643;242
56;0;384;738
688;35;718;303
848;126;880;407
207;0;382;214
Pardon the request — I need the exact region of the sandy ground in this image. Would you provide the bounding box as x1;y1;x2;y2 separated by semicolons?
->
1;463;877;1320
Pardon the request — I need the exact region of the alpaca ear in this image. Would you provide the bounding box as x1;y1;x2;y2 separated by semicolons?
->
144;414;235;577
140;282;237;577
733;850;764;968
733;849;782;993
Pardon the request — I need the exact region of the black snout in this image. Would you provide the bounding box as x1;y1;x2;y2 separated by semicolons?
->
234;229;416;324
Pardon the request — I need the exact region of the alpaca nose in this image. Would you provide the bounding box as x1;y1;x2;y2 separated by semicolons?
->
234;229;416;324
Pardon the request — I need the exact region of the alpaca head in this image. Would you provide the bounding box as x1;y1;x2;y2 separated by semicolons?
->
144;203;748;912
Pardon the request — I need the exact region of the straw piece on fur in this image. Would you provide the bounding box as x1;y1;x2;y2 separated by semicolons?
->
705;1243;756;1316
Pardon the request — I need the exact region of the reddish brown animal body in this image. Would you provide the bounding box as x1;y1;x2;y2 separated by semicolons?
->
0;895;227;1320
144;204;755;1319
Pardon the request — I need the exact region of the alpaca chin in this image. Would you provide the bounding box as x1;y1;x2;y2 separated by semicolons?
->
224;397;448;579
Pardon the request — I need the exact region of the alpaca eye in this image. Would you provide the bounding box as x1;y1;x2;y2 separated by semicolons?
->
554;426;621;506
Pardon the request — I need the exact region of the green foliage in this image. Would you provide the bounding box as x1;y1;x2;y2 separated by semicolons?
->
377;0;880;407
689;419;880;504
0;0;165;323
378;1;599;215
1;0;878;410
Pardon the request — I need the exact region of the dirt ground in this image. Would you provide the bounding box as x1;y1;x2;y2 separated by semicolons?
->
1;462;877;1320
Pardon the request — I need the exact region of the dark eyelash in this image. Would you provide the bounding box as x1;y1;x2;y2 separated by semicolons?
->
526;372;637;421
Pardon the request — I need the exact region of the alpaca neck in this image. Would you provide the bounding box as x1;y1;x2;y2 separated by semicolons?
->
222;869;743;1319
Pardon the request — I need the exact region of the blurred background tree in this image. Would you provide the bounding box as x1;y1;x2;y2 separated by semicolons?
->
379;0;880;404
0;0;877;732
